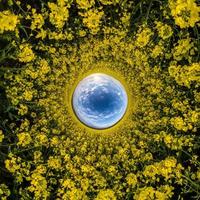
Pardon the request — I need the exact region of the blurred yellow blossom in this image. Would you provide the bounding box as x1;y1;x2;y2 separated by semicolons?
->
35;133;49;146
17;132;32;146
5;156;21;173
28;172;49;199
18;43;35;63
47;156;62;170
100;0;120;5
95;189;116;200
0;130;4;143
169;0;200;28
0;10;19;33
126;173;137;187
80;9;104;34
172;37;195;62
0;184;11;199
48;1;69;29
155;21;173;40
23;90;33;101
76;0;95;9
18;104;28;116
136;27;153;47
170;116;188;131
169;63;200;88
134;185;174;200
30;10;45;30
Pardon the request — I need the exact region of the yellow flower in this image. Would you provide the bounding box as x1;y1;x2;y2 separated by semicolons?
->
134;187;156;200
18;104;28;116
47;156;61;170
28;172;49;199
143;157;182;182
5;156;21;173
23;90;33;101
170;116;187;131
155;21;173;40
62;188;88;200
50;136;60;146
164;134;173;145
36;28;47;39
34;165;47;175
78;29;87;37
81;178;89;191
80;9;104;35
62;179;75;189
30;10;44;30
126;173;137;187
197;169;200;180
169;0;200;28
189;111;199;123
0;184;11;199
39;59;51;75
0;10;19;33
172;37;194;62
48;1;69;29
35;133;49;146
18;43;35;63
151;44;164;58
163;157;177;168
136;27;153;48
169;63;200;88
134;185;174;200
76;0;95;9
100;0;119;5
0;130;4;143
95;189;116;200
17;132;32;146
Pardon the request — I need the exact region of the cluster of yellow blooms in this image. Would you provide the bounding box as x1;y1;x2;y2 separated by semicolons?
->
172;37;196;62
143;157;183;183
0;184;10;200
48;0;69;29
0;0;200;199
18;43;35;63
30;9;45;31
134;185;174;200
80;9;104;35
169;62;200;88
76;0;95;9
17;132;32;147
155;22;173;40
4;155;21;174
169;0;200;28
135;27;153;48
0;10;19;34
27;165;49;199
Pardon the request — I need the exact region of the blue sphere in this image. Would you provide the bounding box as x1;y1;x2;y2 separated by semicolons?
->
72;73;128;129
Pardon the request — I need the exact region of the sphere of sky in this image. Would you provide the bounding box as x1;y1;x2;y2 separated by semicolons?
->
72;73;128;129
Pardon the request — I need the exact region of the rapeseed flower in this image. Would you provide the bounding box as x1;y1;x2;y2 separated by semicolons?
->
81;9;104;34
155;21;173;40
18;43;35;63
0;10;19;33
48;1;69;29
0;130;4;143
135;27;153;48
17;132;32;146
169;0;200;28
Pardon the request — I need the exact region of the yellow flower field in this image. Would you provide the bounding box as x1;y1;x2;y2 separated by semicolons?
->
0;0;200;199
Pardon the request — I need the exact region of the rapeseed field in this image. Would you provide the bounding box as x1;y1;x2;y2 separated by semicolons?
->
0;0;200;199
